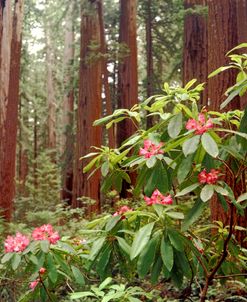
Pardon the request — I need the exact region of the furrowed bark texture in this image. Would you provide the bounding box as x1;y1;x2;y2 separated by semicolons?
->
72;1;102;211
0;0;24;220
98;0;115;148
183;0;208;106
145;0;155;128
208;0;247;246
61;1;74;204
117;0;138;146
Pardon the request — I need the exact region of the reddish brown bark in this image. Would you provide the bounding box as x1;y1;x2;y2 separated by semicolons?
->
145;0;155;128
72;0;102;211
98;0;115;148
117;0;138;146
183;0;208;106
0;0;24;220
208;0;247;245
61;1;74;204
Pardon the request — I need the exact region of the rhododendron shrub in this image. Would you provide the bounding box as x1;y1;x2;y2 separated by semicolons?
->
1;224;86;301
83;47;247;302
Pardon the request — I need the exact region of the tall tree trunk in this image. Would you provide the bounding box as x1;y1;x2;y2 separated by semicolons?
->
45;15;56;150
61;1;75;204
98;0;115;148
208;0;247;246
145;0;154;128
0;0;24;220
183;0;208;107
117;0;138;146
72;0;102;212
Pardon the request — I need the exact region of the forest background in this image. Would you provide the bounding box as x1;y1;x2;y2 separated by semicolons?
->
0;0;247;301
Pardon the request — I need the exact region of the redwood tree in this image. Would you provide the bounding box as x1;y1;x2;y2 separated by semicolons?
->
208;0;247;245
183;0;208;106
0;0;24;220
61;1;75;204
117;0;138;146
72;0;102;211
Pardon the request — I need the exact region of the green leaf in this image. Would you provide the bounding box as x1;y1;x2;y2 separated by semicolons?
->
146;156;157;168
220;88;241;110
96;244;112;278
144;162;168;196
137;236;159;278
168;112;182;138
105;215;121;232
200;184;214;202
176;183;200;197
177;155;193;184
47;254;57;284
83;155;101;173
1;253;13;264
226;42;247;55
130;223;154;260
201;133;219;158
237;107;247;150
182;198;207;231
89;237;106;261
99;277;112;290
182;135;200;157
40;240;50;253
150;256;162;284
208;65;233;78
184;79;197;90
160;237;174;272
70;292;96;299
116;237;131;255
101;161;109;177
213;185;229;196
237;192;247;203
11;253;21;270
168;229;184;252
71;266;85;285
166;211;184;220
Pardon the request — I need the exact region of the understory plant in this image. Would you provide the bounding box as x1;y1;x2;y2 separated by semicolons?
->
1;46;247;302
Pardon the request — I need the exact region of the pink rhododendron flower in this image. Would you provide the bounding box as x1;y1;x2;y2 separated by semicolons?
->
32;224;60;244
139;139;164;159
198;169;219;184
113;206;132;218
4;232;30;253
186;113;213;135
144;189;173;206
29;279;40;290
39;267;46;274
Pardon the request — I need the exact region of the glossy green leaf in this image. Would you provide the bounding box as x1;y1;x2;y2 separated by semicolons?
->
201;133;219;158
177;155;193;184
168;229;184;251
168;112;182;138
176;183;200;197
137;235;159;278
11;253;21;270
130;222;154;260
160;237;174;272
71;266;85;285
70;292;96;299
182;198;206;231
200;184;214;202
150;256;162;284
182;135;200;157
146;156;157;168
89;237;106;261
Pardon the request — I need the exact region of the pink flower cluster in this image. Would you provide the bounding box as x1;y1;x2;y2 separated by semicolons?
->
144;189;173;206
4;224;60;254
4;232;30;253
139;139;164;159
186;113;213;135
32;224;60;244
198;169;219;184
113;206;132;218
